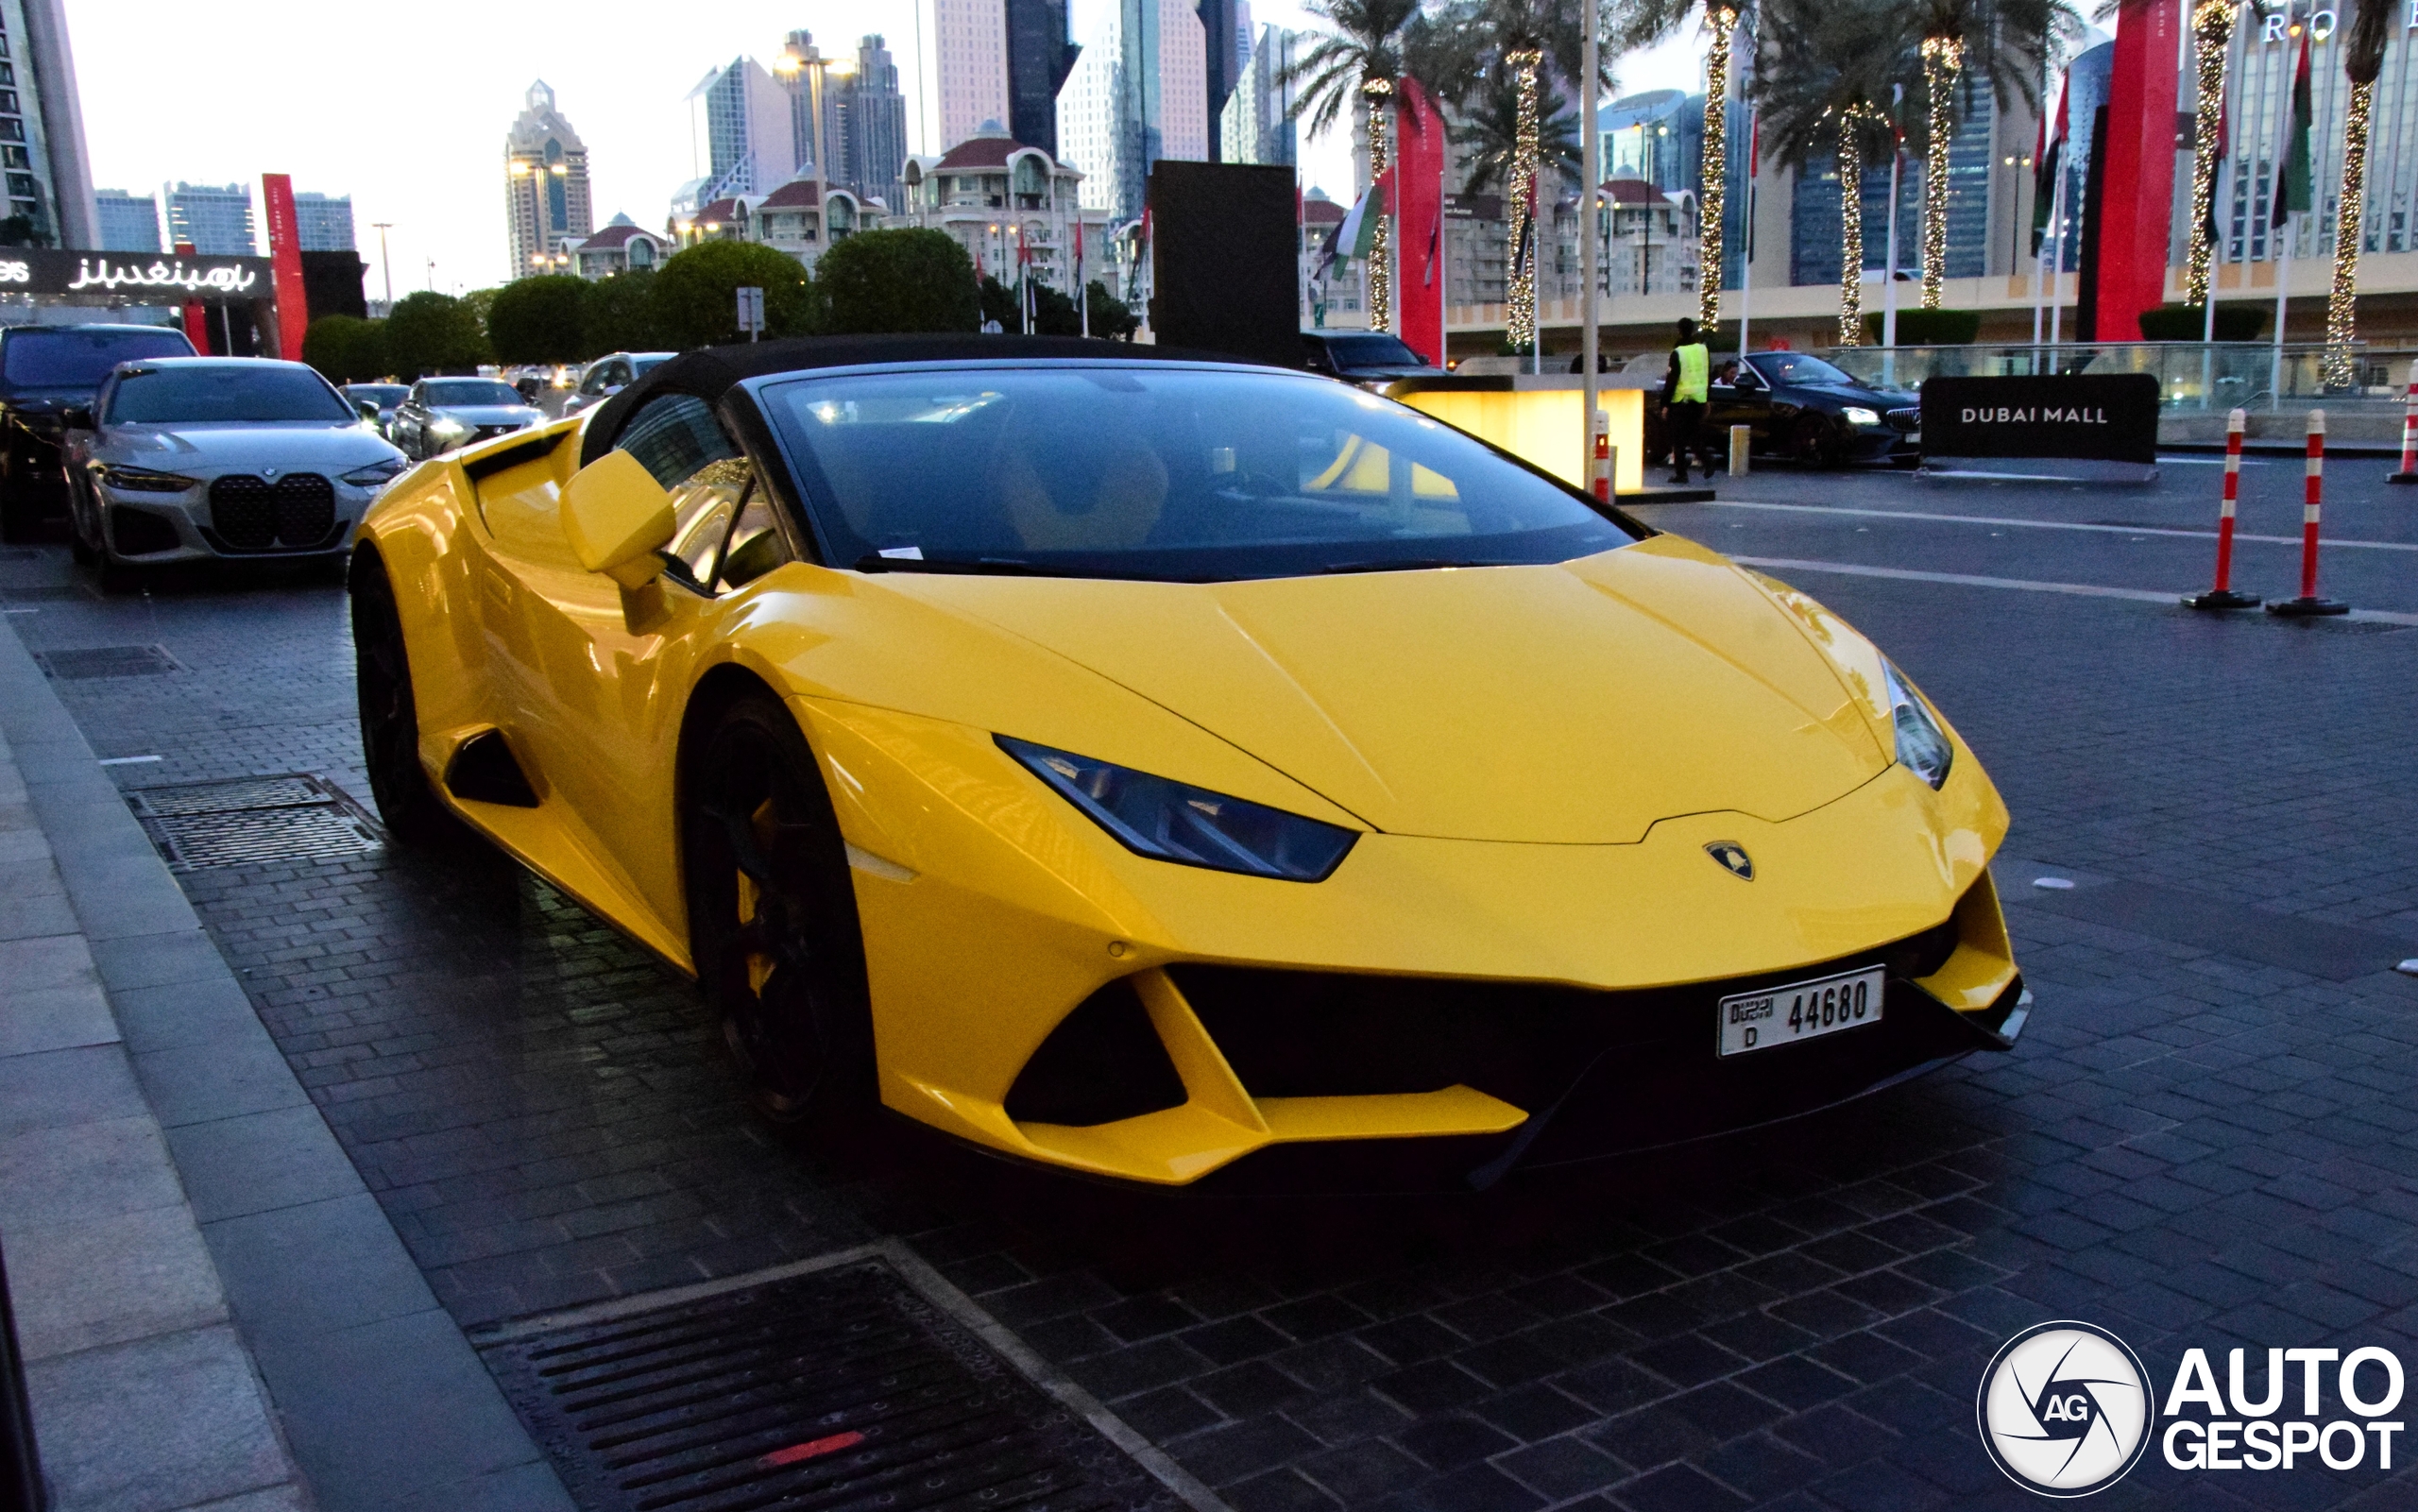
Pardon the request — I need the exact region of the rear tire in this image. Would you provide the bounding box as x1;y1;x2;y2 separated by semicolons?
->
351;551;462;846
683;693;874;1124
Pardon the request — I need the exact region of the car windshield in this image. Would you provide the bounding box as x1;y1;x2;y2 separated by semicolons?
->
759;365;1640;582
107;365;356;424
633;356;670;376
423;380;525;407
1749;353;1859;388
4;328;194;388
1322;333;1426;367
346;385;406;405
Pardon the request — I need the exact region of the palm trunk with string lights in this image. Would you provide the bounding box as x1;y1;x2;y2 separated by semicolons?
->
1699;8;1738;327
1837;110;1866;344
2186;0;2236;309
1364;77;1395;332
1507;51;1541;353
1918;36;1960;309
2325;80;2375;386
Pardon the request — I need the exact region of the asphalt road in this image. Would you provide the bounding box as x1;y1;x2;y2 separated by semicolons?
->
7;456;2418;1512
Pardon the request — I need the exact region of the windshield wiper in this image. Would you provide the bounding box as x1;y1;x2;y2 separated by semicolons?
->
852;552;1161;581
1316;557;1516;575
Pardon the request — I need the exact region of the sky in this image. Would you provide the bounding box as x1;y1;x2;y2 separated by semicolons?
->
66;0;1707;298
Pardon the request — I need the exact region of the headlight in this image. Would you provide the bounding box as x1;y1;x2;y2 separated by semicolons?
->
429;416;468;436
341;457;409;486
1842;406;1882;427
96;464;196;493
999;736;1357;882
1882;661;1953;790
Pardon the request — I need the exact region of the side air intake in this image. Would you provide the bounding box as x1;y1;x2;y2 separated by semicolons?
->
443;729;539;807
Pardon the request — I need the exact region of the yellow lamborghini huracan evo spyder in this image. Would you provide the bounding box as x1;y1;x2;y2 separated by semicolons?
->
350;335;2028;1189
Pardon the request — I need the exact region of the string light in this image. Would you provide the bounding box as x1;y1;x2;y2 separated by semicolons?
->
1838;110;1867;345
1506;51;1541;354
2325;78;2373;387
1364;77;1394;334
1699;8;1738;328
2187;0;2236;310
1918;36;1960;311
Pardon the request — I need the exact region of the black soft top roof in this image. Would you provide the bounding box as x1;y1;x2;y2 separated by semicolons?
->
578;333;1266;467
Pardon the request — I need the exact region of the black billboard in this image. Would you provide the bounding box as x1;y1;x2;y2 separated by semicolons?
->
1920;373;2161;467
1147;161;1301;370
0;247;277;302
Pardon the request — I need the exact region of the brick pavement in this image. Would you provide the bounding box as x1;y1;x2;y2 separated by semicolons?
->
9;476;2418;1510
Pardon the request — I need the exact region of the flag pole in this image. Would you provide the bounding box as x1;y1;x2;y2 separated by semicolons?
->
1582;3;1600;471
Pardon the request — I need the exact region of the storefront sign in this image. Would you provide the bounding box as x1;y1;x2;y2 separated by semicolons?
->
1921;374;2162;477
0;248;274;300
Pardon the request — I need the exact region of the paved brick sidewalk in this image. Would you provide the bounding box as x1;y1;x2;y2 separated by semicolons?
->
9;472;2418;1509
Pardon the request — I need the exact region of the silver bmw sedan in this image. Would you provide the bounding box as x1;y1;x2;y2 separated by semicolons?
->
62;357;408;586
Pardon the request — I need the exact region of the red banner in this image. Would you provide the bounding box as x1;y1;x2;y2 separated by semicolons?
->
1394;77;1447;365
174;241;209;353
2092;0;2180;341
259;173;311;362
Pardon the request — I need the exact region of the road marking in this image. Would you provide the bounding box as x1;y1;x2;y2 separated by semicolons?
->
1701;500;2418;552
1731;554;2418;625
96;755;162;766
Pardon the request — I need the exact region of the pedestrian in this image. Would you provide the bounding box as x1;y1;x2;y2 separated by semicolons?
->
1661;316;1710;484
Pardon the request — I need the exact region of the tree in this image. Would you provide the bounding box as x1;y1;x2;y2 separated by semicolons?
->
2325;0;2396;385
1455;66;1582;197
584;269;664;354
1753;0;1909;342
1281;0;1422;331
818;229;980;333
301;314;391;383
486;275;596;365
1614;0;1759;324
652;241;817;348
1085;280;1140;340
979;275;1022;331
384;292;489;378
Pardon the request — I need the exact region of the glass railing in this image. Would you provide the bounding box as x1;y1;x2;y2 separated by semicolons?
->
1814;342;2416;412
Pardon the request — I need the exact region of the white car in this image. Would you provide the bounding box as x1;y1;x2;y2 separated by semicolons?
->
561;350;674;416
62;357;407;584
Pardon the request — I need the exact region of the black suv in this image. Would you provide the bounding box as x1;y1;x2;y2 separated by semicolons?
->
0;323;198;539
1301;331;1446;387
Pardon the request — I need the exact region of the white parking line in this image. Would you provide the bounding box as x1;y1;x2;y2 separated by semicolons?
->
1731;554;2418;625
1700;500;2418;552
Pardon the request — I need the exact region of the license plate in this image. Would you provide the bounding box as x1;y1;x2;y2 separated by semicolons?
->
1717;966;1884;1056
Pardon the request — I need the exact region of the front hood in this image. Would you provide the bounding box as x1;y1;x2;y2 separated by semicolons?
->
435;405;544;426
1793;382;1915;410
106;423;401;471
883;535;1890;843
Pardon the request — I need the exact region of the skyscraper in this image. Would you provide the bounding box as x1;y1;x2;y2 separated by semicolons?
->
1196;0;1236;159
94;189;160;251
0;1;96;246
294;193;355;252
932;0;1012;150
163;182;255;255
1003;0;1080;156
504;82;594;279
840;37;911;209
1218;20;1294;167
1057;0;1207;219
689;58;799;202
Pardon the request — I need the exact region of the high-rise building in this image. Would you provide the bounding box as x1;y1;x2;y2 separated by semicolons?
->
689;58;799;202
94;188;160;251
163;182;255;255
1004;0;1081;157
932;0;1012;151
294;192;355;252
840;37;911;210
1218;21;1293;167
1056;0;1207;220
0;0;96;247
1196;0;1236;158
504;82;594;280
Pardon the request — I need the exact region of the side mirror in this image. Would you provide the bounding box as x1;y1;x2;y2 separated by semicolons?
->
355;399;381;421
561;449;675;589
61;403;93;429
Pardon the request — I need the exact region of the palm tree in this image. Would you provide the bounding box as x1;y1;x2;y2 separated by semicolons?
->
1898;0;2077;308
2184;0;2239;312
2326;0;2395;385
1283;0;1423;331
1456;65;1585;195
1462;0;1611;351
1613;0;1755;327
1751;0;1909;342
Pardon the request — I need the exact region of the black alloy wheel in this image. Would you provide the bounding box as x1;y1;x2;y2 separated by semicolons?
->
684;694;874;1125
350;551;460;845
1790;414;1844;468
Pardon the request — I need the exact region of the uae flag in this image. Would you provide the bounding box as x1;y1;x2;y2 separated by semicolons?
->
2031;74;2067;255
2273;28;2313;227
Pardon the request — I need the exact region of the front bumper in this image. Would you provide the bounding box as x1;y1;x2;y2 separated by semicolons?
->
97;479;371;565
799;695;2021;1188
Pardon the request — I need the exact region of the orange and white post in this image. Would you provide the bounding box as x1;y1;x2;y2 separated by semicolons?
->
2393;359;2418;484
2268;409;2349;616
1592;410;1611;501
2186;409;2260;609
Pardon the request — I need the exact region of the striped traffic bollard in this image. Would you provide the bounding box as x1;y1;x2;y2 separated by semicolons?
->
2392;359;2418;484
2268;409;2350;617
2184;408;2261;609
1592;410;1611;501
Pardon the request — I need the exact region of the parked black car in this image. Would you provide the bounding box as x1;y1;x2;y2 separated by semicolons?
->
1302;331;1446;386
0;323;198;539
1645;350;1919;470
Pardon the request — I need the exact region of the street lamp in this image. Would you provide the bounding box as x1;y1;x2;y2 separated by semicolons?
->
370;221;394;307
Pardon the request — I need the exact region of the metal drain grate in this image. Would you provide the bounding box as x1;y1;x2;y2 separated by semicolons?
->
127;773;383;871
482;1260;1182;1512
34;644;180;679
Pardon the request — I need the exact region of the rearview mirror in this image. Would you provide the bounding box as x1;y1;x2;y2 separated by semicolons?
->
561;449;675;589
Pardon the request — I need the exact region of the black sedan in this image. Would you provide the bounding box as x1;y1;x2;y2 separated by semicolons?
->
0;323;198;539
388;378;546;461
1302;331;1445;387
1648;351;1919;470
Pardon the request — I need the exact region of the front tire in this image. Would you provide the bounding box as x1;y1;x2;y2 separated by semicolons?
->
1790;415;1844;468
683;693;874;1124
351;550;461;846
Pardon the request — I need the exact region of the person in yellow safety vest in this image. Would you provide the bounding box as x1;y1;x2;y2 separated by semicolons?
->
1660;316;1711;485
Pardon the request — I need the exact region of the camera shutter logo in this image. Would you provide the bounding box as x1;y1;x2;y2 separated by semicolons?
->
1978;1321;2155;1496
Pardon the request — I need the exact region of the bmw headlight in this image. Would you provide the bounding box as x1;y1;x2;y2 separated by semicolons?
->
1842;406;1882;427
1882;661;1953;790
999;736;1357;881
341;457;409;487
95;464;197;493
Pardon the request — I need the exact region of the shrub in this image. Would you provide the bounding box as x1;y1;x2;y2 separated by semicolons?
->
384;292;490;377
2137;304;2268;342
301;314;389;383
1861;308;1981;346
651;241;814;349
583;269;664;355
818;229;979;334
486;275;596;364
